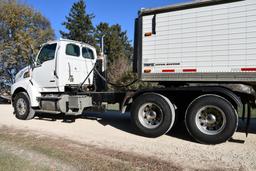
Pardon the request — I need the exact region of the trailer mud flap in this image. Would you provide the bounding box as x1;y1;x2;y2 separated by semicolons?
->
246;104;251;137
241;102;252;137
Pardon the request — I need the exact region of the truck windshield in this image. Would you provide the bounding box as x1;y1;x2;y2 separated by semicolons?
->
37;43;57;65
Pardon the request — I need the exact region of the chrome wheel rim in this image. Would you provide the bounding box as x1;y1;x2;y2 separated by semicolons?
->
195;105;226;135
16;98;27;116
138;103;163;129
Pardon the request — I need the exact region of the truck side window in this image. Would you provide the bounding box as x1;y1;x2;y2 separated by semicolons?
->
66;44;80;57
37;43;57;65
82;47;94;59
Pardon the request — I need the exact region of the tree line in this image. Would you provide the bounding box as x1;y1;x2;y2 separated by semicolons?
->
0;0;133;87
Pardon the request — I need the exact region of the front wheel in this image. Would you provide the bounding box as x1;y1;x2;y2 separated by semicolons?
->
13;92;35;120
185;95;238;144
131;93;175;137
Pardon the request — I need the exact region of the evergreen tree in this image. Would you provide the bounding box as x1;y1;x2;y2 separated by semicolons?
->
95;22;133;88
95;22;133;64
60;0;95;46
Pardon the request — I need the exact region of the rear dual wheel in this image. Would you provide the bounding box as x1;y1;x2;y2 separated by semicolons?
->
131;93;175;137
185;95;238;144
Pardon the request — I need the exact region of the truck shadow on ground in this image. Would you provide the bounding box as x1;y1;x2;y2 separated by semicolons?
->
35;111;256;143
93;111;197;142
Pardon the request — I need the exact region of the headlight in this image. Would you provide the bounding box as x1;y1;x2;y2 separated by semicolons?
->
15;72;23;82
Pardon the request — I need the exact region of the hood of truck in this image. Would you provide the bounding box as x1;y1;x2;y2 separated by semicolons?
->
15;66;30;83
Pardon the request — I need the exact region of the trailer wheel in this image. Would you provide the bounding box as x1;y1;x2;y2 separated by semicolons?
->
185;95;238;144
131;93;175;137
13;92;35;120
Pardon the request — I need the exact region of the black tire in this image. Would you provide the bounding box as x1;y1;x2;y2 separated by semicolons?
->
185;95;238;144
131;93;175;137
13;92;35;120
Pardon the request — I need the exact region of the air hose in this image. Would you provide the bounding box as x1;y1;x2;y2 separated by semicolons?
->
80;65;138;90
93;68;138;88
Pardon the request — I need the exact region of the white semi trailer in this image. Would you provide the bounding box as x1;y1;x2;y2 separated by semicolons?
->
11;0;256;144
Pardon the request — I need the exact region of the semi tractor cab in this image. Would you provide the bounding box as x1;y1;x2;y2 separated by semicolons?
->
11;0;256;144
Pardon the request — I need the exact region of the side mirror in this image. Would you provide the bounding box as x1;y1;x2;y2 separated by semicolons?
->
29;54;37;69
28;44;36;69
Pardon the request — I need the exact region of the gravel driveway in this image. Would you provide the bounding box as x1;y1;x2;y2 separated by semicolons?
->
0;104;256;170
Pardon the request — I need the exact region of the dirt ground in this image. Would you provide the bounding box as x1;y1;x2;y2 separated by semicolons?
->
0;127;182;171
0;104;256;170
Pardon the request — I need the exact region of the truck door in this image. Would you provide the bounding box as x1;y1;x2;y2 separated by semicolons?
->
64;43;96;85
32;43;58;91
81;46;96;85
65;43;88;85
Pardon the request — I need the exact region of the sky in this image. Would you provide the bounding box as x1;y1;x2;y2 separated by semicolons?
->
23;0;191;42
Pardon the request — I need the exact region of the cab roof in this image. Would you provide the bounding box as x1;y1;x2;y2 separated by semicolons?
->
45;38;95;49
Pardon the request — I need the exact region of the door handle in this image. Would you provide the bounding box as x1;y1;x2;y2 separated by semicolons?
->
50;80;55;82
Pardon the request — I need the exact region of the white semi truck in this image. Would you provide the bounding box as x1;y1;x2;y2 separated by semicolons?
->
11;0;256;144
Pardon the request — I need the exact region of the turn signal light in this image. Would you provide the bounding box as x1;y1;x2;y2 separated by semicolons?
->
144;32;152;37
144;68;151;73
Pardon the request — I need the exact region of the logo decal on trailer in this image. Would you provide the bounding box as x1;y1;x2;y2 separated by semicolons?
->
167;63;180;66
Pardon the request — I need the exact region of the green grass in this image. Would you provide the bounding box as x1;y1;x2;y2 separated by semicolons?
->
252;109;256;118
237;106;256;118
106;103;119;111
